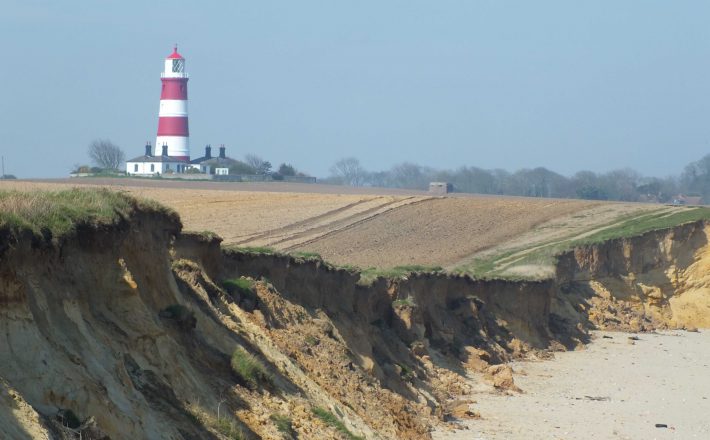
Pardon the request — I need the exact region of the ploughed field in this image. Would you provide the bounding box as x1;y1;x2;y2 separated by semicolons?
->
1;179;692;276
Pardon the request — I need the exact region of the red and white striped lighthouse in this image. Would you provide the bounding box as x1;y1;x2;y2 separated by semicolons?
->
156;45;190;160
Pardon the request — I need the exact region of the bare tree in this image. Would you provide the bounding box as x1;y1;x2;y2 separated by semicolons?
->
244;154;272;174
330;157;367;187
88;139;125;170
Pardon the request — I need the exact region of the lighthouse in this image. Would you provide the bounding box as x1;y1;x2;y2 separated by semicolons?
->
156;45;190;160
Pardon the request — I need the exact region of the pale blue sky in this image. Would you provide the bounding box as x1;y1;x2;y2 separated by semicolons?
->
1;1;709;178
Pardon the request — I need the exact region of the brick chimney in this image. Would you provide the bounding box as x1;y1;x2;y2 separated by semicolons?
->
219;145;226;159
145;142;152;157
161;144;168;156
205;145;212;159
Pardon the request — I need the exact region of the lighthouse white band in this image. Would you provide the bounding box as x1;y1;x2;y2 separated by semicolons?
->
159;100;189;117
155;136;190;158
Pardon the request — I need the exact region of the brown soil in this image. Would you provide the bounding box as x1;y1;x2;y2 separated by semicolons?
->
289;197;597;268
2;180;605;269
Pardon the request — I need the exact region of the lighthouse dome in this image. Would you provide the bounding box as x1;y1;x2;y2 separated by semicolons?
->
166;45;184;60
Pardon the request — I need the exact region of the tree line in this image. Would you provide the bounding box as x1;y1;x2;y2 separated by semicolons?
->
325;155;710;204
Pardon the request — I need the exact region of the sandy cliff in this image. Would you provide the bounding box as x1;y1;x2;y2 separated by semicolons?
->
2;199;710;439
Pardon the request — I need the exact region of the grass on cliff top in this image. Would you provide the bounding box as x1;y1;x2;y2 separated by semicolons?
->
0;188;177;241
224;245;277;255
357;265;444;286
456;206;710;280
573;206;710;244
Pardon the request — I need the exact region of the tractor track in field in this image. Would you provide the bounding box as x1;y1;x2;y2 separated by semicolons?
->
279;196;435;251
242;196;428;249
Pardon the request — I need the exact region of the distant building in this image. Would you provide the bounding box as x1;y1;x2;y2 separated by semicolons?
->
429;182;453;194
190;145;237;174
126;143;241;176
126;143;190;176
672;194;703;206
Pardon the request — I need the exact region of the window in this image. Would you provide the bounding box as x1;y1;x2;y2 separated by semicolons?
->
172;59;184;73
150;164;155;172
134;164;138;172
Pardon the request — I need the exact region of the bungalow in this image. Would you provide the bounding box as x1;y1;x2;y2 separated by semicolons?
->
126;143;190;176
190;145;237;175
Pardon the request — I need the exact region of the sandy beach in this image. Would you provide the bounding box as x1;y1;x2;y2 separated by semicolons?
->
435;331;710;440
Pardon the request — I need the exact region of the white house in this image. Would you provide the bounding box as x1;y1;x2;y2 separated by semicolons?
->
190;145;237;174
126;143;191;176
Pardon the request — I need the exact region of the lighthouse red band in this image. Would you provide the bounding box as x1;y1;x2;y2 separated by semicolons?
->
156;45;190;160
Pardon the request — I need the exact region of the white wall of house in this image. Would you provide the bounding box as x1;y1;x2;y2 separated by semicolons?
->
127;161;157;175
126;161;191;176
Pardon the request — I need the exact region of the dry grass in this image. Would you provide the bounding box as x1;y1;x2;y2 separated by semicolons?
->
0;188;176;241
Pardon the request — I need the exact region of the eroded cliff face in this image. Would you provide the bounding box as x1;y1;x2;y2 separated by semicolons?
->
0;213;403;439
2;209;710;440
554;220;710;331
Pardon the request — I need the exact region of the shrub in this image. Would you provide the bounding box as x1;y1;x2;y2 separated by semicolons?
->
223;278;258;311
304;335;319;346
392;298;416;308
278;163;297;176
223;278;255;297
231;347;271;388
397;363;415;382
312;407;363;440
270;413;296;438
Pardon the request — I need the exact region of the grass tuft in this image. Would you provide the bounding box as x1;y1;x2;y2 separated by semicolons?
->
312;407;363;440
289;251;322;261
392;298;416;308
230;347;272;388
270;413;296;438
184;230;222;242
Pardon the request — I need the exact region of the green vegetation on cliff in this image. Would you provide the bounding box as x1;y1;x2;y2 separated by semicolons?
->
0;188;177;240
456;206;710;280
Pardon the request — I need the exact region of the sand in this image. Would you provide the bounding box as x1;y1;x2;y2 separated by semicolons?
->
434;331;710;440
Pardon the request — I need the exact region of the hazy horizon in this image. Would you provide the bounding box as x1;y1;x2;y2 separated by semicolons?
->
2;1;709;178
